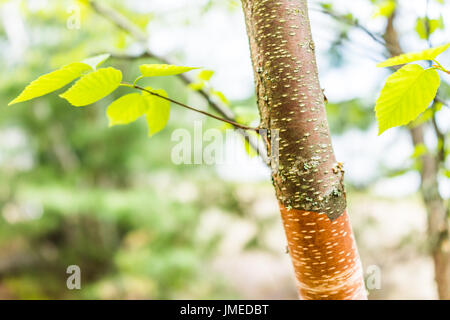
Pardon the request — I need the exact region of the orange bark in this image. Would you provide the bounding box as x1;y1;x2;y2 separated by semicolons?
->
241;0;367;299
280;205;366;299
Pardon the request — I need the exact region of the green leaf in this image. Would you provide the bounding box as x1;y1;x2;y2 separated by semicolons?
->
443;169;450;178
139;64;198;78
142;87;171;136
373;0;396;18
82;53;111;70
8;62;92;105
198;70;214;81
410;101;442;127
320;3;333;11
188;82;205;91
411;144;427;158
415;17;444;39
106;93;148;126
60;67;122;107
377;43;450;68
375;64;441;134
212;90;229;105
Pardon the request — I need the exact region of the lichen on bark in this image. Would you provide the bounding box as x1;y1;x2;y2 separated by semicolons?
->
242;0;346;220
242;0;366;299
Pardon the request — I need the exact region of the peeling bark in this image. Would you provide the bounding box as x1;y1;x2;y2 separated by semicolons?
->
241;0;366;299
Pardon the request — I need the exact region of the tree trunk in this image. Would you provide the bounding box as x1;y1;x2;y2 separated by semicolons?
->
241;0;366;300
384;13;450;300
410;126;450;300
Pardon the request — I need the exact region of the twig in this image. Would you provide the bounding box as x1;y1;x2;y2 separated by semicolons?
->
312;7;388;48
122;83;259;132
431;102;445;162
424;0;446;161
87;0;268;163
314;5;449;109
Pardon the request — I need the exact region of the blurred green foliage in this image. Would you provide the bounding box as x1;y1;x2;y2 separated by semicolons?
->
2;0;443;300
0;0;243;299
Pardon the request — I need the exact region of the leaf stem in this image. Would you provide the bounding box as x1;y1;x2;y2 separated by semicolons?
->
432;60;450;74
121;83;259;132
133;76;144;86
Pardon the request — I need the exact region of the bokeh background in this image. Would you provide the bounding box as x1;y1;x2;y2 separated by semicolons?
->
0;0;449;299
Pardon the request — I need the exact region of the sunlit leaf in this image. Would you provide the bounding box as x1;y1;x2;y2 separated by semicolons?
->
142;87;171;136
82;53;111;70
375;64;440;134
411;144;427;158
320;2;333;11
212;90;229;105
377;43;450;68
139;64;198;77
415;17;444;39
198;70;214;81
410;101;442;127
373;0;396;18
60;67;122;107
107;93;148;126
8;63;92;105
443;169;450;178
188;82;205;91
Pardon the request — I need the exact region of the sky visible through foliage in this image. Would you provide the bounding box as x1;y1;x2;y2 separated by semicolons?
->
0;0;448;299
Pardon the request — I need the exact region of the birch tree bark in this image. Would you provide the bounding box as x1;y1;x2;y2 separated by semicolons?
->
241;0;367;300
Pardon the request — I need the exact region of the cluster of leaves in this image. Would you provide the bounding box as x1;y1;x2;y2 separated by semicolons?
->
375;43;450;134
9;54;198;137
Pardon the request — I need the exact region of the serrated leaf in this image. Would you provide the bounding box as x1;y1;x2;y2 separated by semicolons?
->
106;93;148;126
142;87;171;136
377;43;450;68
60;67;122;107
8;62;92;105
375;64;440;134
82;53;111;70
410;101;442;127
139;64;198;77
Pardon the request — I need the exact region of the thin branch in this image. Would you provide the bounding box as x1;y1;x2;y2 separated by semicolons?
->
89;1;147;42
88;0;268;162
425;0;432;49
122;83;259;132
435;96;449;108
431;103;445;163
314;5;449;109
425;0;446;161
312;7;388;48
